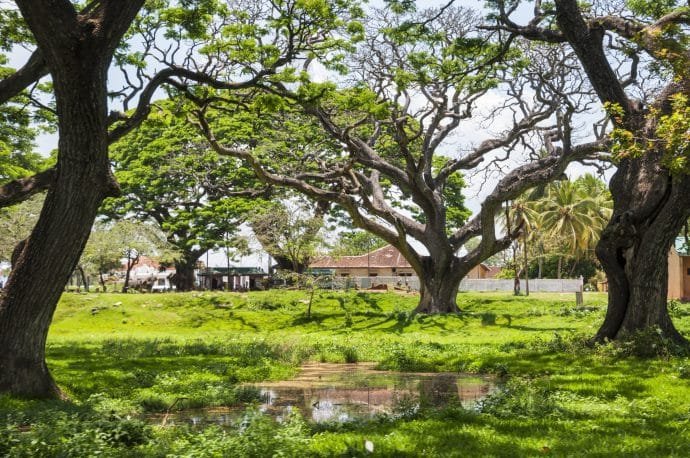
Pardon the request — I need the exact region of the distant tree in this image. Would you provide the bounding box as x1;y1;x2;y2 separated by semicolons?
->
250;200;326;274
528;255;598;283
106;105;264;291
329;230;386;257
0;193;42;263
79;223;127;292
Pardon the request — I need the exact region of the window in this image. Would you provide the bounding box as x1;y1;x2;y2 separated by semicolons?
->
157;279;165;286
340;273;349;277
687;268;690;276
369;273;378;277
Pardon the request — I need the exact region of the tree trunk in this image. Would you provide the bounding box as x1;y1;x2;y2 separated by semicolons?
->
557;256;562;279
0;67;114;398
77;265;89;292
122;254;139;293
414;257;461;314
174;253;199;291
594;157;690;345
523;235;529;296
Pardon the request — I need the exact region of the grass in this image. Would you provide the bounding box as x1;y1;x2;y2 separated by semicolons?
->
2;290;690;456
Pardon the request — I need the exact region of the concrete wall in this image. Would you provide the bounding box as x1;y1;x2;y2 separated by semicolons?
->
327;276;583;293
459;278;583;292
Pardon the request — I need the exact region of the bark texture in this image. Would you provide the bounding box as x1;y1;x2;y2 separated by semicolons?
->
0;0;144;398
414;257;462;314
595;157;690;343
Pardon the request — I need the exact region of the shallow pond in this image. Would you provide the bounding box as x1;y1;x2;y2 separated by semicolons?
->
149;362;495;427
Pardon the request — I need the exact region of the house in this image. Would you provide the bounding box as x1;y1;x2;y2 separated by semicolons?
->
668;238;690;300
310;245;493;279
118;256;176;291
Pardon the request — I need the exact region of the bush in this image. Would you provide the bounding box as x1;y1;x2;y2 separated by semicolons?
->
477;377;562;419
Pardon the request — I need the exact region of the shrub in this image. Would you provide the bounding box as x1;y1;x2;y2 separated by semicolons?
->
477;377;562;419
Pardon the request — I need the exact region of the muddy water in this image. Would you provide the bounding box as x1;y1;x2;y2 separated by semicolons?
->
150;362;494;427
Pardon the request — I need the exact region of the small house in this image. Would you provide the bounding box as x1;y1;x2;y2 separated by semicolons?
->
309;245;493;279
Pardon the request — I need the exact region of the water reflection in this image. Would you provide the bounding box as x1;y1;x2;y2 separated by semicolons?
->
151;363;494;427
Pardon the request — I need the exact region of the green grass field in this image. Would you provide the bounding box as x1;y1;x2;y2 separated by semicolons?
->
2;290;689;456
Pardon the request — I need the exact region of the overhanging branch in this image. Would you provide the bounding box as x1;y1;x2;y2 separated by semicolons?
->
0;168;55;208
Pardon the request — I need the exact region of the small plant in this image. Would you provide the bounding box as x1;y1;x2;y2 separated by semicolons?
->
342;346;359;363
344;310;354;328
600;328;688;359
391;392;419;420
477;377;561;419
480;312;496;326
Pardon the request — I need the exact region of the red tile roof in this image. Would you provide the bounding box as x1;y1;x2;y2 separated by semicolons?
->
310;245;412;269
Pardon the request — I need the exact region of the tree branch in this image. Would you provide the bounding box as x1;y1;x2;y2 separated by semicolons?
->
0;50;48;104
0;168;55;208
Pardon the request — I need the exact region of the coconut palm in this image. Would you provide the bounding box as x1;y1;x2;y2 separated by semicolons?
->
538;177;611;277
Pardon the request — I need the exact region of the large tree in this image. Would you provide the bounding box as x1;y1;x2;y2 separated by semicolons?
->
0;0;147;399
106;105;263;291
192;5;606;313
0;0;361;398
490;0;690;343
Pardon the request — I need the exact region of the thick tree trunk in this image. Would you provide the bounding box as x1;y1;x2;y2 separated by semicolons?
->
594;158;690;345
174;253;199;291
0;56;115;399
0;0;144;399
0;119;112;395
414;257;461;314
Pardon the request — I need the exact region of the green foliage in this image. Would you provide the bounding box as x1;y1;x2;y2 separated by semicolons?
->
626;0;681;19
106;103;261;264
250;200;325;272
656;93;690;173
528;255;598;281
328;230;386;256
478;377;561;419
0;194;43;262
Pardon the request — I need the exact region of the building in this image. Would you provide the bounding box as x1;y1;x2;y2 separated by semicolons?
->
197;267;268;291
309;245;493;279
668;238;690;300
118;256;176;291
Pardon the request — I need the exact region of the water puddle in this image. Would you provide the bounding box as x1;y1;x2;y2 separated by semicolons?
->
149;362;495;427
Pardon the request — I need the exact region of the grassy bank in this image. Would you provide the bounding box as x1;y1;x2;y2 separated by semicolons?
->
2;290;689;456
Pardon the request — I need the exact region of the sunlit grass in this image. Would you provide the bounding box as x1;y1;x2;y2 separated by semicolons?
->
1;290;689;456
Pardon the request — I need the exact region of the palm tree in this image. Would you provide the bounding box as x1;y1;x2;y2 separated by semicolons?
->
539;177;610;278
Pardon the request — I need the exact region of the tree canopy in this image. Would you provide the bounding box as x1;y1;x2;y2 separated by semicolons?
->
106;103;265;290
190;4;605;312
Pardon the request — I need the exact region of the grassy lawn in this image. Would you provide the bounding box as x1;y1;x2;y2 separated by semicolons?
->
2;290;689;456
